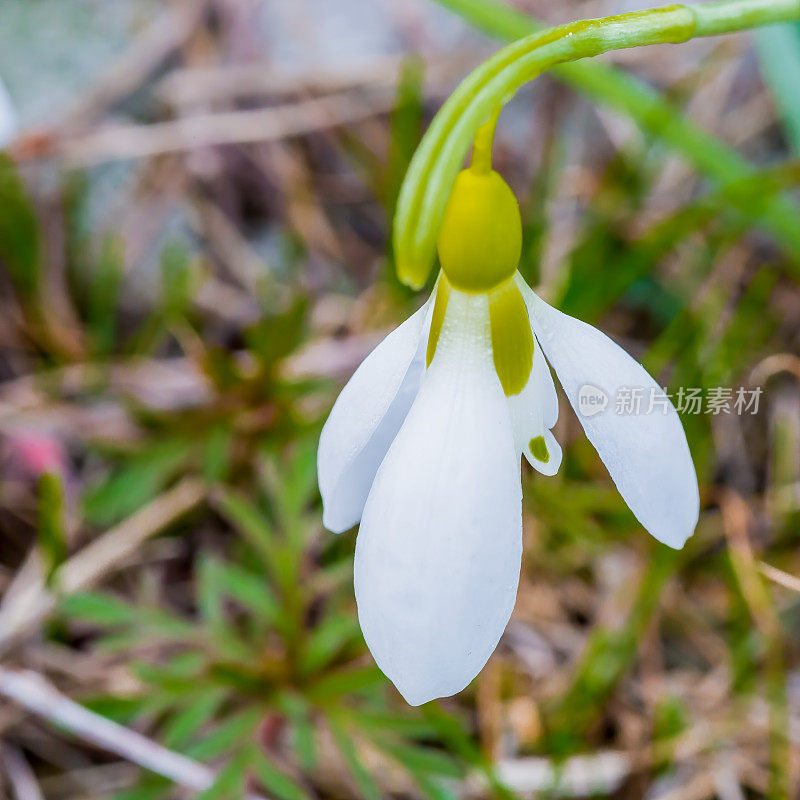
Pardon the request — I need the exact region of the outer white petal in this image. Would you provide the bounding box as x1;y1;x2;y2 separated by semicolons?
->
355;289;522;705
318;298;432;533
518;279;699;549
507;332;562;476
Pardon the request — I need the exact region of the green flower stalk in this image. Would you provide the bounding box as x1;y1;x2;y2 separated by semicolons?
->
394;0;800;289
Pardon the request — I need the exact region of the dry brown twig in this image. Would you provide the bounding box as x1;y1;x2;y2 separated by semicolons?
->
8;0;210;160
61;0;210;131
58;91;398;166
757;561;800;594
157;52;470;106
0;668;268;800
0;743;45;800
750;353;800;385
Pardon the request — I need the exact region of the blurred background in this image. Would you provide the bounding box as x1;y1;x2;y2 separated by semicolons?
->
1;0;800;798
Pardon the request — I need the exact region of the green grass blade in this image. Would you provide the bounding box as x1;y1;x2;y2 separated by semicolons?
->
327;714;383;800
249;748;312;800
37;471;68;585
756;21;800;152
545;546;680;753
0;153;42;300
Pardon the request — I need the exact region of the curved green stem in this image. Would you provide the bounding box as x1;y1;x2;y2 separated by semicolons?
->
470;106;501;173
394;0;800;289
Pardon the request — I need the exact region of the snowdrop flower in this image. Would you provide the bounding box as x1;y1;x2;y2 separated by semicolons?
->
318;157;698;706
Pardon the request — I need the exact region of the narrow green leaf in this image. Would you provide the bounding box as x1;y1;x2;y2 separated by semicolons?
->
307;665;386;702
213;560;279;623
162;690;227;750
377;738;463;779
37;471;67;584
756;22;800;153
111;780;170;800
0;152;41;299
327;715;382;800
196;750;249;800
274;693;317;771
348;709;439;739
299;614;361;676
413;774;461;800
188;709;262;762
204;424;232;484
161;241;195;321
197;556;255;661
250;748;311;800
84;439;194;526
83;694;147;725
272;437;319;527
198;556;226;632
213;488;280;572
61;591;140;626
87;234;124;356
62;592;197;640
244;298;307;369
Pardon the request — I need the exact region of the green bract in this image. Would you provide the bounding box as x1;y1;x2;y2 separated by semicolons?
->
393;0;800;289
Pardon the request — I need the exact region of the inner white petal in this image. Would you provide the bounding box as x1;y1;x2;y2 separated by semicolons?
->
505;287;562;476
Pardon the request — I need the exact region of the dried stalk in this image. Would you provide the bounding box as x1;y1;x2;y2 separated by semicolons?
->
0;668;267;800
59;92;396;165
0;744;44;800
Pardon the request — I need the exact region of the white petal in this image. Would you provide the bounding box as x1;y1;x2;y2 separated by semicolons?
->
355;290;522;705
518;280;698;549
534;333;559;430
507;333;562;475
318;299;432;533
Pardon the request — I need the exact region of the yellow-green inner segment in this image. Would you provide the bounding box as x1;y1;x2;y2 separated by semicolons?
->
488;279;533;396
529;435;550;463
426;277;451;367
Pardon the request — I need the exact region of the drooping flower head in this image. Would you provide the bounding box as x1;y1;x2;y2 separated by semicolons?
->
318;109;698;704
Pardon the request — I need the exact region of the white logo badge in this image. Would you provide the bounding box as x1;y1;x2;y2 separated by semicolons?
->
577;384;609;417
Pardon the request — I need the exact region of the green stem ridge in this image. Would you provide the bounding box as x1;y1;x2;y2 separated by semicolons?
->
470;107;501;174
394;0;800;289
